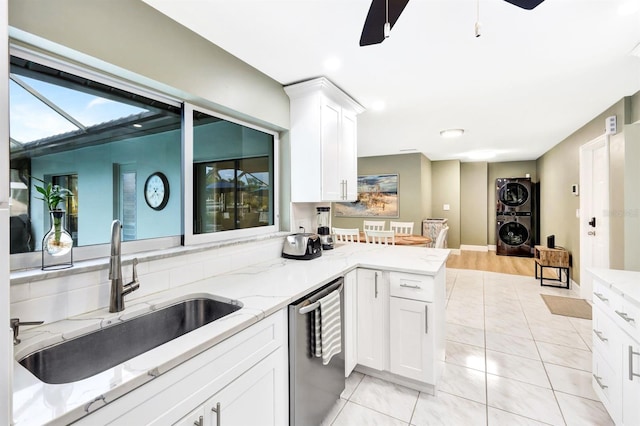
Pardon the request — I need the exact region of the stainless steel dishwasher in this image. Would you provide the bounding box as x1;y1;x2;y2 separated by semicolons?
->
289;277;345;426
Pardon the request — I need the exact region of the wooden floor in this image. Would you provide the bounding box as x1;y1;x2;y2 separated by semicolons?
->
446;250;535;277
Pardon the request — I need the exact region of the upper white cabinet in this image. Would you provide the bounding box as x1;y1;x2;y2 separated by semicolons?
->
285;77;364;202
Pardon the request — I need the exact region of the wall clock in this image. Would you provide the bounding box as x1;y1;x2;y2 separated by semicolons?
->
144;172;169;211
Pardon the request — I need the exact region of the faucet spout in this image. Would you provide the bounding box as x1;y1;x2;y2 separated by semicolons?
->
109;220;139;313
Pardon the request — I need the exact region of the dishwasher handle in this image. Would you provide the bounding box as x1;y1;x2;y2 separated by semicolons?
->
298;282;343;315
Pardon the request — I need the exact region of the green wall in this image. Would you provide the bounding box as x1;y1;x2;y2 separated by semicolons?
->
460;162;488;246
431;160;461;249
332;153;432;234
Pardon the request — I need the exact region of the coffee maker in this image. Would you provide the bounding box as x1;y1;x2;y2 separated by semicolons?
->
316;206;333;250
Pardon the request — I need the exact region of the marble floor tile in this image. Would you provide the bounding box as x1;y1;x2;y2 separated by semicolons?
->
529;324;590;350
445;323;485;348
536;341;592;372
555;391;614;426
445;307;485;329
350;375;418;423
411;391;486;426
331;401;408;426
545;363;599;401
484;317;532;339
320;398;347;426
485;350;550;388
445;340;486;371
341;371;364;399
437;362;486;404
568;317;593;335
486;374;564;425
485;331;540;360
487;407;552;426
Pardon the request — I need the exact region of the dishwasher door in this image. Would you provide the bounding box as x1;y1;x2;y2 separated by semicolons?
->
289;277;345;426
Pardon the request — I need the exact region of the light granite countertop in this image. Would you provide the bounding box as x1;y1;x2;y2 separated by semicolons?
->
588;268;640;309
13;242;449;426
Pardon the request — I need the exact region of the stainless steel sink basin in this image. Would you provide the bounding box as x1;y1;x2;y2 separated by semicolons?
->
19;296;243;384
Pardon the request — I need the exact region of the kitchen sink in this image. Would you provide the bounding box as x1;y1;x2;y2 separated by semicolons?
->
19;296;243;384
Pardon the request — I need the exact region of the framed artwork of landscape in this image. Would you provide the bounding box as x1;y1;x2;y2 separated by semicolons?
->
334;174;399;217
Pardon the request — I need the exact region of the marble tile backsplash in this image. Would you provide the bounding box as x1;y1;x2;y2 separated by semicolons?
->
10;237;285;324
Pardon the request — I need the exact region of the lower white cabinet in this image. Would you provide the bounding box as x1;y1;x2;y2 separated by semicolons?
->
356;268;387;371
174;347;285;426
591;273;640;425
344;269;358;377
75;310;287;426
389;297;433;383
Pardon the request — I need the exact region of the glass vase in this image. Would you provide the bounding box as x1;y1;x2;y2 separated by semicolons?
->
43;210;73;257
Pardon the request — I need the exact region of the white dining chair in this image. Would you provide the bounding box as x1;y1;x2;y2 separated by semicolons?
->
332;227;360;243
390;221;414;235
363;220;386;231
434;226;449;249
365;229;395;245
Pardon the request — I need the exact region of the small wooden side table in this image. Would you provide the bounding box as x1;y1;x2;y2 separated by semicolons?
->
534;245;570;289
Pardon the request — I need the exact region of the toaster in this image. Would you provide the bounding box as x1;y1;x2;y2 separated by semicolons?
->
282;233;322;260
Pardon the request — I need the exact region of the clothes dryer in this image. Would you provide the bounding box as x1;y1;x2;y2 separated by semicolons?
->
496;213;533;257
496;178;532;214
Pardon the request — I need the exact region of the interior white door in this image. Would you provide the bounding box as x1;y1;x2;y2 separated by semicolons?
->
579;134;610;300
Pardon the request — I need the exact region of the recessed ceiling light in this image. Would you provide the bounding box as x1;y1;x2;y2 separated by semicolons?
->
133;123;142;128
371;100;386;111
323;57;341;71
440;129;464;138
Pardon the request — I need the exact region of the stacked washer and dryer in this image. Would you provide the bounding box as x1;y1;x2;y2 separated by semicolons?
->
496;177;536;257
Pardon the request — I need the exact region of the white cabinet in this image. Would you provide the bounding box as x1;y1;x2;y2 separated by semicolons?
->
344;269;358;377
75;310;287;426
591;273;640;425
174;347;286;426
354;267;446;390
389;271;444;385
356;268;387;371
285;77;364;202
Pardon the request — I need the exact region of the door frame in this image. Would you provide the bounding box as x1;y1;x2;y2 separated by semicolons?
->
579;134;610;300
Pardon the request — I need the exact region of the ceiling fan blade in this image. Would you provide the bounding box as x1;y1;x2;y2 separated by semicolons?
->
359;0;410;46
503;0;545;10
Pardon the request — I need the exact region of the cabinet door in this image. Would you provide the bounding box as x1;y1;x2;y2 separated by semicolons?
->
389;297;433;383
173;407;204;426
320;97;342;201
340;111;358;201
204;347;286;426
344;269;358;377
623;340;640;426
356;269;386;370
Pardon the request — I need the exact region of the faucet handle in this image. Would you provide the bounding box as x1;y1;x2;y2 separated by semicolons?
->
131;258;139;283
11;318;44;345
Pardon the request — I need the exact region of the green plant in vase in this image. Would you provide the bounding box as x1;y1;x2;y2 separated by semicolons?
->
32;177;74;256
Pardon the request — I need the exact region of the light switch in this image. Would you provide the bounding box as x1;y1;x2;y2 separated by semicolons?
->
443;204;450;211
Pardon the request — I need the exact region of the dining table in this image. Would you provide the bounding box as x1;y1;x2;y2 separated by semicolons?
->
358;231;432;247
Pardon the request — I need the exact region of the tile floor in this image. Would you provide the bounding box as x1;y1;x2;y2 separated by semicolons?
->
321;268;613;426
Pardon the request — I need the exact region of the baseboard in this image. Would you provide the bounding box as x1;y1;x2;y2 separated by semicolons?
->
447;248;462;255
459;245;489;252
488;245;497;251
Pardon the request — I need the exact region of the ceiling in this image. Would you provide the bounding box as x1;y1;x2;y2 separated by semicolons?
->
143;0;640;162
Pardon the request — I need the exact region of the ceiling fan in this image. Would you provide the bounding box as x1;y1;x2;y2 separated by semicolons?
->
359;0;545;46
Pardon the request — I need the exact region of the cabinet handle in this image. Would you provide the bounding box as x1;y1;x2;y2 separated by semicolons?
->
342;180;347;200
593;330;608;342
211;402;221;426
374;272;378;298
425;305;429;334
400;283;422;289
615;310;636;323
194;415;203;426
630;346;640;381
594;292;608;302
593;374;608;390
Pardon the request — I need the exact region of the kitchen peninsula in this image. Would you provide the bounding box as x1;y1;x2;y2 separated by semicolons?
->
12;241;449;425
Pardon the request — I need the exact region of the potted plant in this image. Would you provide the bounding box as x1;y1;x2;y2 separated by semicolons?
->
32;177;74;256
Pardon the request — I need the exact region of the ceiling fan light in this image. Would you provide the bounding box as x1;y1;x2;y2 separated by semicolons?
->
383;22;391;38
440;129;465;138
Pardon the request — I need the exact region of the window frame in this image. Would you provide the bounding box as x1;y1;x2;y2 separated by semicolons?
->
182;103;280;246
8;47;280;271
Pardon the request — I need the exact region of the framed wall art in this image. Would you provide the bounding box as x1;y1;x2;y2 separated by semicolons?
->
334;174;399;217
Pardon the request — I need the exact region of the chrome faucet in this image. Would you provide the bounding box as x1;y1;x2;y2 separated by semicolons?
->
109;220;140;312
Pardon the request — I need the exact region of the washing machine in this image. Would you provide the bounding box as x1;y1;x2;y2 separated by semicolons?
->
496;178;532;214
496;213;533;257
